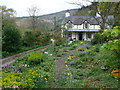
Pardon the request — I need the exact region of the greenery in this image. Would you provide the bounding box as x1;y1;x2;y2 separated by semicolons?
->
22;31;36;46
52;25;65;46
2;39;119;88
26;51;46;65
101;26;120;57
2;67;50;88
91;33;106;45
2;23;21;52
1;4;120;88
1;6;51;58
63;44;118;88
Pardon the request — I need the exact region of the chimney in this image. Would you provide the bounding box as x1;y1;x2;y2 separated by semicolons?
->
65;10;70;17
96;12;100;17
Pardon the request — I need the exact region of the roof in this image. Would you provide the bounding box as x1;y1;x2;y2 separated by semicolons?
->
62;16;102;25
68;29;100;32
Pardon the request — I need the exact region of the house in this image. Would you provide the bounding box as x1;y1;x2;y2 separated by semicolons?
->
62;11;102;41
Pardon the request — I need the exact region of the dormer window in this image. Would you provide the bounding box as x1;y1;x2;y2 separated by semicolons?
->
68;20;72;23
84;21;88;29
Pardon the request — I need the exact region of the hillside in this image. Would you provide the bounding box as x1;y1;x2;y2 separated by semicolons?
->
73;3;97;16
16;8;78;25
39;8;78;24
16;3;97;33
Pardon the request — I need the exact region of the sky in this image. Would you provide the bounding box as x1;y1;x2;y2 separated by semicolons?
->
0;0;91;17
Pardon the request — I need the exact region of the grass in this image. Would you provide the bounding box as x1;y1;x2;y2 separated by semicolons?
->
2;41;119;88
60;44;119;88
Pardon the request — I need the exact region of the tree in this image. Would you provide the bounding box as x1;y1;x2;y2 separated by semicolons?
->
52;25;65;46
61;22;73;40
112;2;120;26
2;23;21;52
0;6;16;29
1;6;21;52
69;1;120;30
28;5;40;31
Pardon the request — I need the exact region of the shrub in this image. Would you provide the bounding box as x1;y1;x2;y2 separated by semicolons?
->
2;51;13;58
101;26;120;58
26;51;46;65
53;31;65;46
2;23;21;52
40;33;50;44
91;33;106;45
33;30;42;45
77;47;86;51
22;31;36;47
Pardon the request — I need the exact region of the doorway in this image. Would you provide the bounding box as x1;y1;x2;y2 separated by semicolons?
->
78;33;83;40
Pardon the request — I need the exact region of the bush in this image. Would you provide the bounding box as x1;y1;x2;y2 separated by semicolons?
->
91;33;106;45
101;26;120;57
26;51;46;65
2;51;13;58
98;26;120;69
22;31;36;47
77;47;86;51
2;23;21;52
40;33;50;44
53;31;65;46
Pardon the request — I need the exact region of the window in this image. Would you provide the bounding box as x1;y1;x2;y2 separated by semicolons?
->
84;21;88;29
87;33;91;38
68;33;72;37
85;23;88;28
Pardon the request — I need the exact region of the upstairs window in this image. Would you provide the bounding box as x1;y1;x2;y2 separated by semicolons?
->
84;21;88;29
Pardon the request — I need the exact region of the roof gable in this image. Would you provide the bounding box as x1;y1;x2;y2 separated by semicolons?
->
63;16;102;25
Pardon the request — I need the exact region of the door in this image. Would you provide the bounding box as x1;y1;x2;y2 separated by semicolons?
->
79;33;82;40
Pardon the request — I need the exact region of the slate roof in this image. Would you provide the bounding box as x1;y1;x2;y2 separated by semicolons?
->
62;16;102;25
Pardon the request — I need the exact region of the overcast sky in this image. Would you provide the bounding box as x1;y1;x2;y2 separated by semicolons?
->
0;0;91;17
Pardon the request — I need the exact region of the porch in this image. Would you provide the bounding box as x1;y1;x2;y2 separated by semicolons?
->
67;29;100;41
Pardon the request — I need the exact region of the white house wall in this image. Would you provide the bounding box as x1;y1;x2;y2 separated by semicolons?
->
75;33;79;40
69;24;100;29
95;25;100;29
89;25;94;29
72;32;78;40
79;24;84;29
83;33;86;40
89;25;100;29
73;25;78;29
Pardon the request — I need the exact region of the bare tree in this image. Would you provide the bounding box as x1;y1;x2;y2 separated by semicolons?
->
28;5;40;31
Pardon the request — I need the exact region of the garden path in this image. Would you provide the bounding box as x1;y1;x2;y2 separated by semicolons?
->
50;45;81;88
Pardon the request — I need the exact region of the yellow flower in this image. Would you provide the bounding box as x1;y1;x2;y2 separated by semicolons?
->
80;42;83;44
44;78;47;80
67;73;70;76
